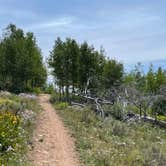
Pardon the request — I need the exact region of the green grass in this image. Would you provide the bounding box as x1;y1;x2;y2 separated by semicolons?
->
54;102;69;110
0;93;40;166
157;115;166;122
54;103;166;166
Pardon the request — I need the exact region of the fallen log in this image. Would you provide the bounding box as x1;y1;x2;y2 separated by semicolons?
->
95;98;105;118
74;93;113;105
124;112;166;128
71;102;85;108
73;93;166;128
141;116;166;128
73;93;113;118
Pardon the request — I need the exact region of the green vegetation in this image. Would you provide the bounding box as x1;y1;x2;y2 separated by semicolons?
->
49;37;166;120
44;84;55;94
0;23;166;165
157;115;166;122
54;103;166;166
152;97;166;116
0;24;47;93
0;93;40;165
54;102;69;110
48;38;123;100
48;35;166;165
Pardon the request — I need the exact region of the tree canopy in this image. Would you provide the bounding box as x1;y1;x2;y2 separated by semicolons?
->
48;37;124;100
0;24;47;93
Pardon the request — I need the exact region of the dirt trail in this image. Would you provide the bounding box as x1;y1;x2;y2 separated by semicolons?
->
28;94;80;166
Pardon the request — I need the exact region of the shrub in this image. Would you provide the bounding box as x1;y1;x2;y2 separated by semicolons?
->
105;103;125;120
44;84;55;94
55;102;69;110
0;112;21;152
80;108;98;125
111;121;128;137
0;98;23;114
152;97;166;116
50;93;60;103
0;93;39;165
33;87;41;95
125;105;140;114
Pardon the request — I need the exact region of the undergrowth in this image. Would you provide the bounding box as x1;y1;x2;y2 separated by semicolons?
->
54;102;166;166
0;93;40;165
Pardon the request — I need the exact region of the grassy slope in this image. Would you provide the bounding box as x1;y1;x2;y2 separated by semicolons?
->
0;94;40;166
54;103;166;166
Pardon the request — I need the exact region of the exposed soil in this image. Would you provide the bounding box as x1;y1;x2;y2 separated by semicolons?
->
28;94;80;166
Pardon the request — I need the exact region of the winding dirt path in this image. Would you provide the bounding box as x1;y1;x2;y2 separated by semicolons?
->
28;94;80;166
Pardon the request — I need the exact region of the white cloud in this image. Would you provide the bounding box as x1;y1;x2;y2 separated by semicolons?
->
26;17;76;31
0;1;165;65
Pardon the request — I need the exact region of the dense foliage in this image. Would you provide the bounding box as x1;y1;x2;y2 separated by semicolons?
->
49;37;166;120
48;38;123;99
124;63;166;117
0;24;47;93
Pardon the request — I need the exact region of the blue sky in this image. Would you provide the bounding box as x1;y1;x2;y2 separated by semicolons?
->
0;0;166;67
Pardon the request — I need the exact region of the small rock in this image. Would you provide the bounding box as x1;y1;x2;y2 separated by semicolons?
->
39;138;44;142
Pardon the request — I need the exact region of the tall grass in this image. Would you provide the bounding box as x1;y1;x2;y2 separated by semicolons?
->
54;103;166;166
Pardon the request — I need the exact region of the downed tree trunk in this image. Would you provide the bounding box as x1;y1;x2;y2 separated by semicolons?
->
95;98;105;118
74;93;113;105
73;93;113;118
124;112;166;128
141;116;166;128
72;93;166;128
71;102;85;108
